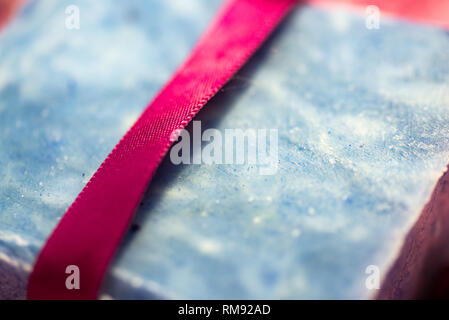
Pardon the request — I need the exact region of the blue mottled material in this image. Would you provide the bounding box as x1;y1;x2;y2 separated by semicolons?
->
1;0;449;299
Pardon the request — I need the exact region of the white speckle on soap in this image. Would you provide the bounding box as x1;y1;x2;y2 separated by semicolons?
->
0;231;30;247
198;239;221;254
330;10;350;33
253;216;262;224
122;113;139;131
0;252;32;272
291;229;301;237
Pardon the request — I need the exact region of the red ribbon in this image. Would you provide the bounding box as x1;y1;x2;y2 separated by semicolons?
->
26;0;449;300
27;0;296;300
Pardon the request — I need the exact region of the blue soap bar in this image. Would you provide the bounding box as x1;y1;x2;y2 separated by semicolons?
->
1;0;449;299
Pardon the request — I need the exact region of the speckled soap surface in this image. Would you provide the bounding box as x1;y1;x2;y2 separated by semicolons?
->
1;0;449;299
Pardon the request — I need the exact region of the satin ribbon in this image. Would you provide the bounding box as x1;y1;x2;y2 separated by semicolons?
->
26;0;449;300
27;0;296;300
